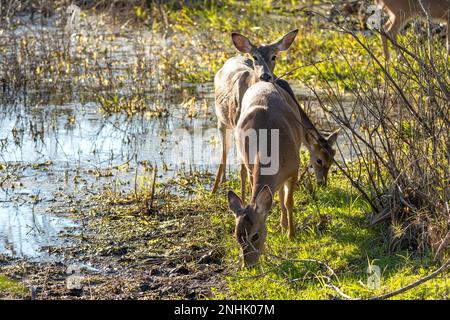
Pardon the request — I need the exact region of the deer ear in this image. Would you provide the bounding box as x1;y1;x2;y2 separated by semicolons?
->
305;131;319;148
255;185;273;215
228;190;243;216
231;33;254;53
274;29;298;52
326;128;341;145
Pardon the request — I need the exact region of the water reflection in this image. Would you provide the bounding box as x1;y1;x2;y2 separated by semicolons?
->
0;204;76;260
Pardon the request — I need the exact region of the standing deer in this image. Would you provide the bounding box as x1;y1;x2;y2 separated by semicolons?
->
377;0;450;61
227;81;340;267
212;30;299;194
212;30;338;196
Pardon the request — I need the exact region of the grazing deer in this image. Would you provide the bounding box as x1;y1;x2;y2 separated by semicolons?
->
212;29;299;194
377;0;450;61
227;81;340;267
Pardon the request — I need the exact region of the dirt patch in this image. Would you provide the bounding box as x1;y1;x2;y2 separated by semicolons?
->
1;258;225;299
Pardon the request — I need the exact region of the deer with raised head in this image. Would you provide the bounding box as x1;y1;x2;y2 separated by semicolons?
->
212;30;338;196
377;0;450;61
227;80;340;267
211;30;299;194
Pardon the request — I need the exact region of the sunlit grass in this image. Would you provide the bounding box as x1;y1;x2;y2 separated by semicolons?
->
203;168;449;299
4;0;447;113
0;274;27;297
160;0;384;88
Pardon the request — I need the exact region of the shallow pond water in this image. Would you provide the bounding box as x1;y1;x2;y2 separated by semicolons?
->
0;86;225;260
0;204;76;260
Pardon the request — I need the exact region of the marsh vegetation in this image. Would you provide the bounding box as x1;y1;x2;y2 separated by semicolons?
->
0;0;448;299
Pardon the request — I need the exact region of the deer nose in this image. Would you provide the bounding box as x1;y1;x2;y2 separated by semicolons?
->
317;178;327;187
259;73;272;82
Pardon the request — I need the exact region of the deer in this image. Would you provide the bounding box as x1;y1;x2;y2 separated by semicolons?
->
212;30;337;196
227;80;340;267
376;0;450;61
211;29;299;194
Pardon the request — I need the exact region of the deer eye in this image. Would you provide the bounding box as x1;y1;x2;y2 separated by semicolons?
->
316;159;323;166
251;233;260;242
252;56;258;61
271;56;276;61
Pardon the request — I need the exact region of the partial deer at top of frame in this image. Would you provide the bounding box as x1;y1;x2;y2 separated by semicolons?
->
377;0;450;61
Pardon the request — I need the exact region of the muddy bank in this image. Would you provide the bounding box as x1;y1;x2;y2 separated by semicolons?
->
0;172;229;299
1;255;225;300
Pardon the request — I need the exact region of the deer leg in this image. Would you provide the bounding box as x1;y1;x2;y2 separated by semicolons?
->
247;169;254;194
285;176;297;240
240;164;247;205
212;124;230;193
387;16;405;62
381;16;394;63
382;12;406;63
223;127;233;182
279;188;288;232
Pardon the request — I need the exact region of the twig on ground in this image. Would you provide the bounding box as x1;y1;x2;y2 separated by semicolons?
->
369;259;450;300
434;231;450;261
263;253;450;300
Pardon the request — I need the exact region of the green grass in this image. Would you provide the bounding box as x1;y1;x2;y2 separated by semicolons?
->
7;0;447;113
200;169;449;299
50;160;448;300
158;0;383;87
156;0;449;92
0;274;27;297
